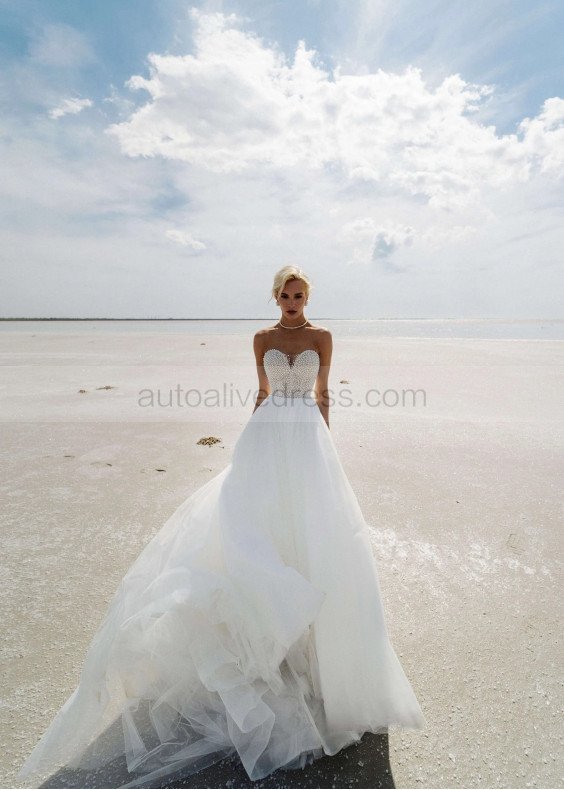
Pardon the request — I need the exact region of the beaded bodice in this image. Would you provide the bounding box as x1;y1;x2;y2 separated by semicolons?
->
263;349;320;398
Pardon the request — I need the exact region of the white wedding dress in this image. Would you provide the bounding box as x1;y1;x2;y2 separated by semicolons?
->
17;348;425;788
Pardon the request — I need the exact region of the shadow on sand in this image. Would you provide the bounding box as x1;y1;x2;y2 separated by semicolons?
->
40;731;394;789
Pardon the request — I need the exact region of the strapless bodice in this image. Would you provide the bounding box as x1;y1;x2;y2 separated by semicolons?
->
263;349;320;399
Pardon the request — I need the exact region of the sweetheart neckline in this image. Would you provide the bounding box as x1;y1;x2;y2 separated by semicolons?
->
263;348;320;365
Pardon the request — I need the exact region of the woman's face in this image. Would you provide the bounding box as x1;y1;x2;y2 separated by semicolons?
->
277;280;308;318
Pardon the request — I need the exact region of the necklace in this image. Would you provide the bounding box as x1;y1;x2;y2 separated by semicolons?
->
278;319;308;329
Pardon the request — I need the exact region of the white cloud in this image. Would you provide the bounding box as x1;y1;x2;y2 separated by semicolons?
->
371;225;414;260
49;97;93;120
340;217;415;269
165;229;207;252
518;97;564;177
107;10;563;213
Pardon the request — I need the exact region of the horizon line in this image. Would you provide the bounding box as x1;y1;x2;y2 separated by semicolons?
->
1;317;563;323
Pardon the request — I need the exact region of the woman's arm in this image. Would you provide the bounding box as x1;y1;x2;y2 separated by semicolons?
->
252;331;271;413
315;329;333;429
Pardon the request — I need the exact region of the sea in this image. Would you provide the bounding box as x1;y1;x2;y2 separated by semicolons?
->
1;319;563;340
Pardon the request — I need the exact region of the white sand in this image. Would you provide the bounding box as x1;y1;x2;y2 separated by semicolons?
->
1;329;563;788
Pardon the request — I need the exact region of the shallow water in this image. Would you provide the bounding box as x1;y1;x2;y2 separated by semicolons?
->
1;318;563;340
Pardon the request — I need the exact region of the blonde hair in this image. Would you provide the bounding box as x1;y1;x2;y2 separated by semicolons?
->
270;265;314;303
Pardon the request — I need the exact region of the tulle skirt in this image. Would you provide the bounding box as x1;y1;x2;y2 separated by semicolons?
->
17;392;425;788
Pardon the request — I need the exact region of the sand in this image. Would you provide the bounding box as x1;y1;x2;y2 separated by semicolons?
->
1;329;563;789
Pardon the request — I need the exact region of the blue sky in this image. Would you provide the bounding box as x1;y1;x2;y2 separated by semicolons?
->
1;0;563;318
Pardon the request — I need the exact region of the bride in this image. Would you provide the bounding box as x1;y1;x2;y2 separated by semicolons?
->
17;265;425;788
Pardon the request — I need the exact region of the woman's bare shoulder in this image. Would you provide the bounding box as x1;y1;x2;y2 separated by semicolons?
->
254;326;277;339
310;325;332;346
253;326;278;361
253;326;278;346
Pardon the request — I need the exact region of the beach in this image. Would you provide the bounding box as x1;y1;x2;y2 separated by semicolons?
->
1;324;563;789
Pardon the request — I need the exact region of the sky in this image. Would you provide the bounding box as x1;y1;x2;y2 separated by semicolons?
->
1;0;563;319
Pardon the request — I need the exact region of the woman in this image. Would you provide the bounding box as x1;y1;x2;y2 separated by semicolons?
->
17;265;425;788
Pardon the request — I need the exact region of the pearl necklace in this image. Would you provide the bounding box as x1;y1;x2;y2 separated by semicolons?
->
278;318;308;329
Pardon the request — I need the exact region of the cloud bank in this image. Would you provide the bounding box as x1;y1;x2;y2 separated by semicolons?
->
108;10;564;213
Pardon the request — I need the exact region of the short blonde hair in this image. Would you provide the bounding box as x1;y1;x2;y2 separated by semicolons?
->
270;265;314;303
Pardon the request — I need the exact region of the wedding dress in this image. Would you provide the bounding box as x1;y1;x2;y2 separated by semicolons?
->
17;348;425;788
